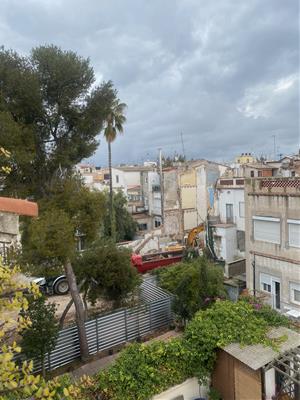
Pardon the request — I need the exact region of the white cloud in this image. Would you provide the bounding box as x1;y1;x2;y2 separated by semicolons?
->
237;74;299;119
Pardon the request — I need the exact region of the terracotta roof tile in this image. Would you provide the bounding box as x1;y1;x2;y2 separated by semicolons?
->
0;197;38;217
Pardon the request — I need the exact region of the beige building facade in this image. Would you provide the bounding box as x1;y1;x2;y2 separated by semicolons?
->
245;177;300;316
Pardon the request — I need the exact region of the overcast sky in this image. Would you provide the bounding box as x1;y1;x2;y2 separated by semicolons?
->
0;0;299;166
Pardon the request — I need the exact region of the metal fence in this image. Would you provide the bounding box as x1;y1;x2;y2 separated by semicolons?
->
17;279;173;372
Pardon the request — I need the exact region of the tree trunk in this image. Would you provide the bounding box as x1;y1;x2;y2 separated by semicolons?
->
64;259;89;361
59;279;86;328
108;141;116;241
83;289;88;320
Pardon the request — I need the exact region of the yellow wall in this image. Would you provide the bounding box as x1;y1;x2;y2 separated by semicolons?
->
235;154;255;164
181;186;197;209
180;169;196;185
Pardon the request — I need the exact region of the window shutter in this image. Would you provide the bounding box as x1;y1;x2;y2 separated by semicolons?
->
253;217;280;244
260;273;272;286
288;220;300;248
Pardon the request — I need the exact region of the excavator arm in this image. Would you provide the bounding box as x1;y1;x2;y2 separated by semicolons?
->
187;223;205;247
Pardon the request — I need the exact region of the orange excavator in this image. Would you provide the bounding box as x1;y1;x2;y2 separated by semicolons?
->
186;223;205;248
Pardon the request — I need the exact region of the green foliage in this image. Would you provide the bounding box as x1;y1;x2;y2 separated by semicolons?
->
24;208;75;273
103;191;137;242
72;299;287;400
162;153;186;167
208;387;222;400
155;257;226;321
74;239;140;306
20;296;59;377
184;300;283;381
0;45;117;198
0;259;65;400
21;175;106;276
239;295;290;327
93;339;191;400
39;175;106;243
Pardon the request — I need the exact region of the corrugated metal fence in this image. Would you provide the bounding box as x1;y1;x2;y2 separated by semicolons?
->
17;279;173;373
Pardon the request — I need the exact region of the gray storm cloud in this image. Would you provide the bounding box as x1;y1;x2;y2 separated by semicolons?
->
0;0;298;165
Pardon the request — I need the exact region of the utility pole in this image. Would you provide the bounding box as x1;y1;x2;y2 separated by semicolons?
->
180;132;186;160
158;148;164;227
272;135;276;160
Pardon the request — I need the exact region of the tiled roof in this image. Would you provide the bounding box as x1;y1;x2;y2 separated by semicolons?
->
0;197;38;217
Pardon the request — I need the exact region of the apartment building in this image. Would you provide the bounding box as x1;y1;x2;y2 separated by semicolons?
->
77;163;162;232
245;177;300;317
163;160;227;239
211;177;246;278
117;165;161;231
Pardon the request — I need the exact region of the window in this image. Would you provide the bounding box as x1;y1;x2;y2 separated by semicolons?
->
253;216;280;244
138;223;148;231
287;219;300;248
250;170;255;177
258;171;262;177
263;283;271;292
155;220;161;228
290;282;300;305
260;274;271;293
116;175;119;184
239;202;245;218
226;203;233;224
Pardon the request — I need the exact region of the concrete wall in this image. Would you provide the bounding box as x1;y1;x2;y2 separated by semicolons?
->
181;186;197;209
253;254;300;310
218;188;245;231
196;165;207;223
213;225;237;262
164;169;180;211
179;168;196;186
111;168;127;191
0;212;20;258
245;178;300;311
164;210;182;239
183;209;197;231
152;378;207;400
122;170;141;186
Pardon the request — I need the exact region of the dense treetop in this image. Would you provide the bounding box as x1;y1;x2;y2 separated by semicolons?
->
0;45;116;198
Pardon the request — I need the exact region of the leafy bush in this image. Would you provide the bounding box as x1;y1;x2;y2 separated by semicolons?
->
20;296;59;377
155;257;226;322
72;299;287;400
239;295;290;327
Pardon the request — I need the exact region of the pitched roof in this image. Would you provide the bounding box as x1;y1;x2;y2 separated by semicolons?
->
0;197;38;217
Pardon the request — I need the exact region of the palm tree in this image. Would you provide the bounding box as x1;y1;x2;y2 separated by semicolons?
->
104;98;127;241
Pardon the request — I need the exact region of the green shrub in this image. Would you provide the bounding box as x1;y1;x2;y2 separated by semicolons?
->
78;300;288;400
155;257;226;323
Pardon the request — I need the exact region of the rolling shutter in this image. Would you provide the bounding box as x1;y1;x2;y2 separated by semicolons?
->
287;219;300;248
253;216;280;244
